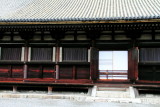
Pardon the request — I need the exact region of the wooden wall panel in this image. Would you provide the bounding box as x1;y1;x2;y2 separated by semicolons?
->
12;66;23;78
59;66;73;79
139;65;153;80
0;66;9;78
76;66;90;79
43;66;55;78
28;66;41;78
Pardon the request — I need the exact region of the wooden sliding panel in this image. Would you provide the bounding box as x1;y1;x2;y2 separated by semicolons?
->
128;47;138;82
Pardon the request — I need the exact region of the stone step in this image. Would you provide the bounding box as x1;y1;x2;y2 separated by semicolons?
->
96;91;130;98
97;87;127;91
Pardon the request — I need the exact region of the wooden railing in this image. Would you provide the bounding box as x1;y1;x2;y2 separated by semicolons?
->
99;70;128;79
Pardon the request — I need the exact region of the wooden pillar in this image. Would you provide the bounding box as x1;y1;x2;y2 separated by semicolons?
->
23;46;29;79
55;47;60;79
90;47;99;81
128;47;138;83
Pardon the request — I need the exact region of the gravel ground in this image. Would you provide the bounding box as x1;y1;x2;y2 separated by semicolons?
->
0;98;159;107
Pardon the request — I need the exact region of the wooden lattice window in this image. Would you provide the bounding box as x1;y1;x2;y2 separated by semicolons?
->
62;48;88;62
0;47;22;61
29;47;54;61
139;48;160;62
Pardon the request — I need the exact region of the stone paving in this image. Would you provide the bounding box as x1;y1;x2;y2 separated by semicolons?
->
0;98;159;107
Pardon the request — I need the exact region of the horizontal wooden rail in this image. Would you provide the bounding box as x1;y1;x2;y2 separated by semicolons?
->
99;72;127;75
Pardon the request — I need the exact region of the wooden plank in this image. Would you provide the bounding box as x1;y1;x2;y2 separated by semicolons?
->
0;19;160;25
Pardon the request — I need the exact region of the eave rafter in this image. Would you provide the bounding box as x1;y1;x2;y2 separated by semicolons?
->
0;21;160;32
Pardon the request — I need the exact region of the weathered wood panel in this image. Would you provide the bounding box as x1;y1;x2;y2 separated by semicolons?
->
59;66;73;79
0;65;9;78
43;66;55;78
28;66;41;78
76;66;90;79
12;66;23;78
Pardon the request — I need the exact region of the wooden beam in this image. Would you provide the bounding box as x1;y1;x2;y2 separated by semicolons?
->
0;19;160;25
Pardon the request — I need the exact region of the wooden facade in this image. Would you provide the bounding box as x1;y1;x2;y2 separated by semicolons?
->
0;22;160;88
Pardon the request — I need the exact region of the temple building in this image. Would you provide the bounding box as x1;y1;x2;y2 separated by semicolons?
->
0;0;160;95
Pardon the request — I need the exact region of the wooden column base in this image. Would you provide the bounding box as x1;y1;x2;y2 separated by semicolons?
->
13;86;17;93
48;86;53;94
